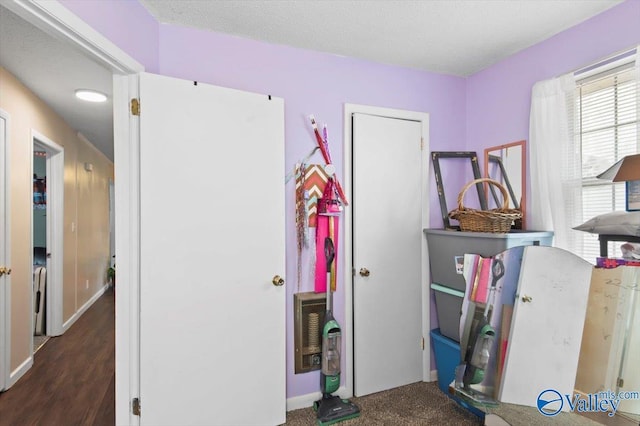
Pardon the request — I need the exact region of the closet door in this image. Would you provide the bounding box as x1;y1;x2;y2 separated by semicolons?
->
138;72;286;426
499;246;592;409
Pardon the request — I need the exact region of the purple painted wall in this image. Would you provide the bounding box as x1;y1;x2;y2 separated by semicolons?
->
466;0;640;224
57;0;640;400
58;0;160;73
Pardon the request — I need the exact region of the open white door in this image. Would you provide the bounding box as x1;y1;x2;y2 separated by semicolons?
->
499;246;592;408
0;110;10;392
138;72;286;425
352;113;425;396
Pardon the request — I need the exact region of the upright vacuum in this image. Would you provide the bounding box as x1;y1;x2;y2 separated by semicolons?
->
458;257;504;406
313;237;360;426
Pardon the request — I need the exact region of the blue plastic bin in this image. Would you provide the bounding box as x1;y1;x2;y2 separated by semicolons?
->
431;328;485;419
430;328;461;393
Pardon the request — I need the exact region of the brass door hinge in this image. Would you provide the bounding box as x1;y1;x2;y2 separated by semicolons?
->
132;397;141;416
421;337;425;350
420;137;424;150
131;98;140;116
618;377;624;388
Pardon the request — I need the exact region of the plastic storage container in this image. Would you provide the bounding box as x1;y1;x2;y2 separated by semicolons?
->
431;283;464;341
424;229;553;291
430;328;461;393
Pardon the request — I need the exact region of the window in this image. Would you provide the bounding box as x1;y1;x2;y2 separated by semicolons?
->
576;62;638;261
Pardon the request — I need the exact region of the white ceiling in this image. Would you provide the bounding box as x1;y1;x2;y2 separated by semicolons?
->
0;0;624;161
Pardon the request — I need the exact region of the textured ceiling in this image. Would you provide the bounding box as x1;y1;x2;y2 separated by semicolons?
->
140;0;623;77
0;1;625;162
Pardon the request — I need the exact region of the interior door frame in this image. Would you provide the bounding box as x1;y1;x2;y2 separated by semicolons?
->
2;0;143;422
343;104;431;397
0;109;11;392
31;132;64;339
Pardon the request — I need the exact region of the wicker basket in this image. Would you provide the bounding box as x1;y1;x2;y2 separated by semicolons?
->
448;178;522;233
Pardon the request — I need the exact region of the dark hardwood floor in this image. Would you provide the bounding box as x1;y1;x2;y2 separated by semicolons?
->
0;289;114;426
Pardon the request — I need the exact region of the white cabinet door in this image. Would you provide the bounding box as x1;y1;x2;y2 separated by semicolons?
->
353;113;424;396
138;72;285;426
499;246;592;409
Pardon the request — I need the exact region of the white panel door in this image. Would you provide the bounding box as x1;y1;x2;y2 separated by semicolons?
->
138;72;285;426
353;113;424;396
499;246;592;408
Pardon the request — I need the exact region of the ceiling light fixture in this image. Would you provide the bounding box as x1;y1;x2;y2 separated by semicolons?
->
75;89;107;103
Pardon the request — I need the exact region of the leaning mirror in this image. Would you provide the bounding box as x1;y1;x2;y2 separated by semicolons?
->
484;140;526;229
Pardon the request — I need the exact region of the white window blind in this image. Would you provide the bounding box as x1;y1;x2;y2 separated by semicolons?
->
577;63;638;262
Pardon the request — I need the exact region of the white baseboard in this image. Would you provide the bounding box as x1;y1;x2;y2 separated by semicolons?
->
62;284;108;332
430;369;438;382
286;390;321;411
9;356;33;388
286;386;350;412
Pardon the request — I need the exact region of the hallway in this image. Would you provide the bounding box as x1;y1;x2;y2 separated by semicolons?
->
0;289;114;425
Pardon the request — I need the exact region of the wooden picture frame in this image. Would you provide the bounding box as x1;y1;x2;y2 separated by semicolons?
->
431;151;486;229
484;140;526;230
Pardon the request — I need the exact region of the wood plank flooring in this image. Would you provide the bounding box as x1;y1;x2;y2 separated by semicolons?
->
0;289;114;426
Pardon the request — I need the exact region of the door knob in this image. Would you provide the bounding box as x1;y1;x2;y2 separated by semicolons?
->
272;275;285;287
359;268;370;277
0;267;10;277
521;295;532;303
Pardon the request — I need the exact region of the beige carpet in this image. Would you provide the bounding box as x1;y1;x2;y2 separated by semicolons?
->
284;382;482;425
284;382;619;426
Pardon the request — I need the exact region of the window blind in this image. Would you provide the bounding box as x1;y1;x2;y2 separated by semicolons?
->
577;64;638;261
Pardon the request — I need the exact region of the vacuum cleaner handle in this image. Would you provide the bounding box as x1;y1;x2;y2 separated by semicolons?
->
324;237;335;272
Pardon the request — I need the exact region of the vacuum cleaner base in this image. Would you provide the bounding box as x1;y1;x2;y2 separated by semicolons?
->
314;395;360;426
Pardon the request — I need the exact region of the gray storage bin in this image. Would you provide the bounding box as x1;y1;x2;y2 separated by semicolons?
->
424;229;553;292
431;283;464;342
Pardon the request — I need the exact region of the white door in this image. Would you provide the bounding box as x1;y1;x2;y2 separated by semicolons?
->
499;246;592;408
138;72;286;426
352;113;424;396
0;110;9;392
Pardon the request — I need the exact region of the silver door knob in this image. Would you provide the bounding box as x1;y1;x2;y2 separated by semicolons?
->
359;268;370;277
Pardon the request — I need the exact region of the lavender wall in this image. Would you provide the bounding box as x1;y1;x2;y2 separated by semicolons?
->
466;0;640;225
58;0;160;73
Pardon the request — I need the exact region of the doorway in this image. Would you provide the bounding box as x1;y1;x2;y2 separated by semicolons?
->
343;104;430;397
32;148;48;351
30;132;64;350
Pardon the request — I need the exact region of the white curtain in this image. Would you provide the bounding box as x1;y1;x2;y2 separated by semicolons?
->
529;73;581;252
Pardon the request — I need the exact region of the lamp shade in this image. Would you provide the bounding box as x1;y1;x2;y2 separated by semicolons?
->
596;154;640;182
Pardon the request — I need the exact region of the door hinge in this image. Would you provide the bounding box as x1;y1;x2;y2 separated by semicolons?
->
421;337;425;350
130;98;140;116
420;137;424;150
618;377;624;388
132;397;141;416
